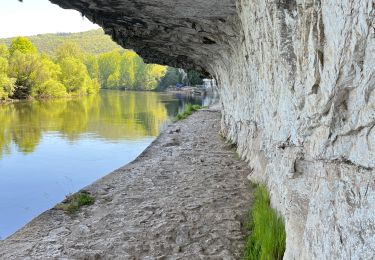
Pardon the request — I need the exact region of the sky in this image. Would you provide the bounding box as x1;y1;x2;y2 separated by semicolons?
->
0;0;100;38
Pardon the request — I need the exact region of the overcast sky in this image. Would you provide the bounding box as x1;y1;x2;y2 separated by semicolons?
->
0;0;99;38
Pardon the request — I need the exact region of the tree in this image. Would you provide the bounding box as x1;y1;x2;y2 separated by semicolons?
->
0;44;9;59
98;50;121;87
0;74;16;99
56;41;85;62
157;67;183;90
8;50;42;98
142;64;167;90
32;79;67;98
85;77;100;94
0;57;15;99
187;69;203;85
59;57;89;94
9;37;37;55
118;50;138;88
85;55;99;79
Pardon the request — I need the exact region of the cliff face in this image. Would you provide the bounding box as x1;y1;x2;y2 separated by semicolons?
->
50;0;375;258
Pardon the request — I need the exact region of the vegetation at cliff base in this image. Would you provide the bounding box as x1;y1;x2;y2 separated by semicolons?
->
175;104;202;121
243;184;286;260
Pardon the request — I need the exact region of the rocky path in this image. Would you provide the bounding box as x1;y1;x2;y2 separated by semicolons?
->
0;109;252;259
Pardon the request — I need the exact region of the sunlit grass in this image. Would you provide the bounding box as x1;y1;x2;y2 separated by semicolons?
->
175;104;201;121
243;184;286;260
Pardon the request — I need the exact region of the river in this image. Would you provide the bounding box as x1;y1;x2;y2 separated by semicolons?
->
0;90;208;239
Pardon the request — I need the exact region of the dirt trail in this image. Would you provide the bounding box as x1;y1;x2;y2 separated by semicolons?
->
0;109;252;259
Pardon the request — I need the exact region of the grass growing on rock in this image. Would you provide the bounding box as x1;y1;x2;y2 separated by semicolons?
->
243;184;286;260
56;191;95;214
175;104;202;121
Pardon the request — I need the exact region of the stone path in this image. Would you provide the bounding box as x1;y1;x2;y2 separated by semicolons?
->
0;109;252;259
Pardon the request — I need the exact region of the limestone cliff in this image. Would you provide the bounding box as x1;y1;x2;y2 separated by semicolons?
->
50;0;375;258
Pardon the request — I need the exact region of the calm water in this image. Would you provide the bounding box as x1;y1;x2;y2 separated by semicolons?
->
0;90;204;239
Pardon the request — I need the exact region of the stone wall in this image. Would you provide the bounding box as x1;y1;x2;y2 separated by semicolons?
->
50;0;375;258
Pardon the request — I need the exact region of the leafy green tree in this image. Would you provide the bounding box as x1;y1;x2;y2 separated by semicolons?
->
118;50;138;88
9;37;37;55
0;44;9;59
0;74;16;99
141;64;167;90
59;57;89;94
85;55;99;79
32;56;62;87
8;50;41;98
85;77;100;94
107;70;121;88
158;67;181;90
32;79;67;98
187;70;203;85
98;50;121;87
56;41;85;62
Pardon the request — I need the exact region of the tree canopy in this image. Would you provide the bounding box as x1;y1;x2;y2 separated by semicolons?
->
0;32;204;101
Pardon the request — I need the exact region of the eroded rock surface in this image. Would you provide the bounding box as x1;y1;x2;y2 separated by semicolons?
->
0;110;252;259
9;0;375;258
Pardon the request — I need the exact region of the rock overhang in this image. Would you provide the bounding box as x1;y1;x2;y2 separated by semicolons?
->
49;0;239;76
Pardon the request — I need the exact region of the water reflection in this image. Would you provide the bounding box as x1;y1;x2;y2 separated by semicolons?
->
0;90;204;239
0;91;195;157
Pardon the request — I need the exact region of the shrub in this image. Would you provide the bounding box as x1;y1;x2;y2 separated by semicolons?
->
32;79;67;98
56;191;95;214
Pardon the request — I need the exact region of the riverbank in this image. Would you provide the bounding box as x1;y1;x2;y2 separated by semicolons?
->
0;108;252;259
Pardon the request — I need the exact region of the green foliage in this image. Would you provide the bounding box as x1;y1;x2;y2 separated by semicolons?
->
9;37;37;55
0;44;9;59
243;185;286;260
175;104;201;121
158;67;181;90
56;191;95;214
59;57;89;94
0;74;16;100
98;50;121;87
157;67;203;90
0;30;176;100
32;79;67;98
85;55;99;79
97;49;167;90
8;50;41;98
0;29;120;56
85;77;100;95
187;69;203;86
56;41;85;62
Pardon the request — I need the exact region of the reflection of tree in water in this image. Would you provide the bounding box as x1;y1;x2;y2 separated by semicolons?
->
0;91;195;157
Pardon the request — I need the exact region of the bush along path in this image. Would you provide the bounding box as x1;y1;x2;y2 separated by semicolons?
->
0;108;253;259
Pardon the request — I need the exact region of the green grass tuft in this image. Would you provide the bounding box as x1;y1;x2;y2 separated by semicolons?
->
56;191;95;214
243;185;286;260
175;104;202;121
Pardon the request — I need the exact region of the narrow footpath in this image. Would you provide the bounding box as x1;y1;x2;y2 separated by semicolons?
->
0;109;252;259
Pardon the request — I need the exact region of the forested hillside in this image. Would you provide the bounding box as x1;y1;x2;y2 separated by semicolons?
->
0;36;169;100
0;29;120;56
0;30;203;100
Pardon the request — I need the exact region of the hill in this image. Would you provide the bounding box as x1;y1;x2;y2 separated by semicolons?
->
0;29;121;55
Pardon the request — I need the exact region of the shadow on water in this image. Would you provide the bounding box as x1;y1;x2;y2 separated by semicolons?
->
0;90;209;239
